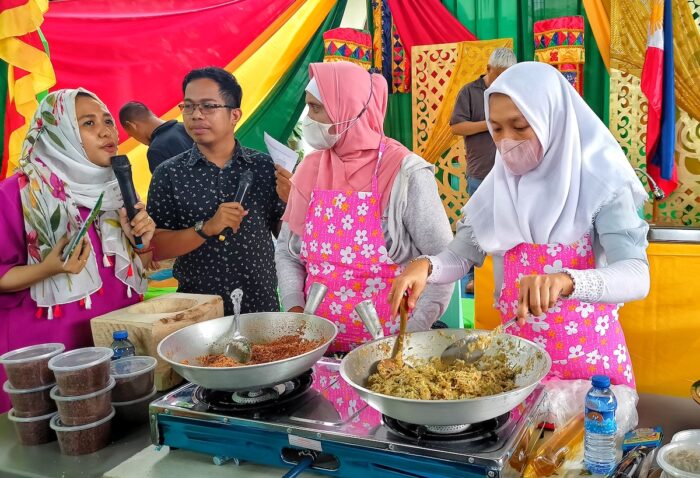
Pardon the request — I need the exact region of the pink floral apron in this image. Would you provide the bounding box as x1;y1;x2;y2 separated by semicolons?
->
497;234;635;386
301;143;400;353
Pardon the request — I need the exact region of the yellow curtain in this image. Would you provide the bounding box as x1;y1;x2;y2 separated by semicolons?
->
0;0;56;173
415;38;512;164
125;0;337;198
582;0;611;71
611;0;700;121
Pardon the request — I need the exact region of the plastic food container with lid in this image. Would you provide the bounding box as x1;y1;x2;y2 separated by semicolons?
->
50;407;114;456
48;347;113;396
672;430;700;443
51;377;115;426
656;441;700;478
0;343;64;389
8;409;57;446
3;381;56;417
112;386;157;424
110;356;156;402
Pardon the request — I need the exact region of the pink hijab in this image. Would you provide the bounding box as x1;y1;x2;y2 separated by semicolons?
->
283;62;410;236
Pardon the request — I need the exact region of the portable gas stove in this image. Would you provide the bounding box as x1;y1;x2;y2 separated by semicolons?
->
150;358;546;477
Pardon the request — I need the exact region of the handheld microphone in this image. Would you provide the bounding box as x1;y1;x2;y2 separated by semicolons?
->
219;170;254;241
111;155;143;248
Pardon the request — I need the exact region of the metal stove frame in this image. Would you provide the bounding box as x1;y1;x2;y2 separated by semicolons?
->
149;359;545;478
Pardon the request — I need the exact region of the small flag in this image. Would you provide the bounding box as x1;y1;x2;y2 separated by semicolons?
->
640;0;677;196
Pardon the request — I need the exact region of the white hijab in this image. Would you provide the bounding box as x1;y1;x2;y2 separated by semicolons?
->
19;88;147;314
464;62;647;255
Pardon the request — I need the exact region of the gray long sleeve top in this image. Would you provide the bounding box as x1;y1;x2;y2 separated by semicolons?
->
275;153;454;331
428;188;650;304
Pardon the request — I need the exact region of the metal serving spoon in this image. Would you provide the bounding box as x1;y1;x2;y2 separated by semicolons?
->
440;317;518;365
203;289;254;363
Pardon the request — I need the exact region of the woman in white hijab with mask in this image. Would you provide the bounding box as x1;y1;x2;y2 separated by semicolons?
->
390;62;650;387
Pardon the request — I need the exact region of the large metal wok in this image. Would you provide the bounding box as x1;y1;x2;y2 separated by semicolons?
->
340;302;551;426
157;285;337;391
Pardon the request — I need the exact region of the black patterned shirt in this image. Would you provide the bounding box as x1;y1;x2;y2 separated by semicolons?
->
147;141;285;315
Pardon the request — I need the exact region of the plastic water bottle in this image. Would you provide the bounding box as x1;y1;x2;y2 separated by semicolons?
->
584;374;618;474
111;330;135;360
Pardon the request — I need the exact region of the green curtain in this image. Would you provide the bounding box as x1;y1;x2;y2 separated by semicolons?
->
237;0;347;151
442;0;610;122
366;2;414;149
384;93;413;149
441;0;523;58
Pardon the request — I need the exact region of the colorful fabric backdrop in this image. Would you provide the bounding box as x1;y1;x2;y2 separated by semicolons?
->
534;16;586;95
0;0;55;179
1;0;346;198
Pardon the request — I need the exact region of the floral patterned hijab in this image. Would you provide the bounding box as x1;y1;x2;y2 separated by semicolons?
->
18;88;146;316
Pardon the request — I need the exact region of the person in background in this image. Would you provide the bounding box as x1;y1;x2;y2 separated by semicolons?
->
390;62;650;386
119;101;193;173
0;89;155;412
450;47;517;294
276;61;453;353
147;67;285;315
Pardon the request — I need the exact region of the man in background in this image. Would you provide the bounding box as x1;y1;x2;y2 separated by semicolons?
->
119;101;193;172
450;47;516;293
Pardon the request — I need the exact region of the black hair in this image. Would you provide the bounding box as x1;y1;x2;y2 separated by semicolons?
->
182;67;242;109
118;101;152;127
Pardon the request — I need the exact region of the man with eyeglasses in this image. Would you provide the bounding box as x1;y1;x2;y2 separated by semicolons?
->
147;67;286;315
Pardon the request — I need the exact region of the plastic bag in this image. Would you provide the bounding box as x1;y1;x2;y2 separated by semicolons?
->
540;378;639;436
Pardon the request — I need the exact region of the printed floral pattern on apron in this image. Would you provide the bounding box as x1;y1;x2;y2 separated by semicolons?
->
312;361;381;435
301;143;400;353
498;234;635;386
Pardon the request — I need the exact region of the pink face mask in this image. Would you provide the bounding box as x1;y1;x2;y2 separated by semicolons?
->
497;137;544;176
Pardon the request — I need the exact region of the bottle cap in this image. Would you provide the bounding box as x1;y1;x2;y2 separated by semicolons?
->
592;374;610;388
113;330;128;340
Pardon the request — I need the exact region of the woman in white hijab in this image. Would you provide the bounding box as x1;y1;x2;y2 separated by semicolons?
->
389;62;650;387
0;89;155;412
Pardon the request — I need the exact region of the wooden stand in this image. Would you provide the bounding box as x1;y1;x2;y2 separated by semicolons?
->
91;293;224;390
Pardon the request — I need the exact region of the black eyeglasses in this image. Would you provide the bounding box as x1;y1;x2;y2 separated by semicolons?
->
178;103;238;115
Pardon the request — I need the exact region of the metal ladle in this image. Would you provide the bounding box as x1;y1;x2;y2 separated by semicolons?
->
206;289;252;363
440;317;518;365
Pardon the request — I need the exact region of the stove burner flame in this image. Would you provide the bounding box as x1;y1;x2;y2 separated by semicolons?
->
426;424;471;434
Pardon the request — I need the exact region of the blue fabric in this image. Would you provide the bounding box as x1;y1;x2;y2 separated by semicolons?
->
380;0;393;87
467;175;483;196
650;0;675;181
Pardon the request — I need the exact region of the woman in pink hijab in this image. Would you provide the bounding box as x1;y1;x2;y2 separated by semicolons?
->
275;61;454;353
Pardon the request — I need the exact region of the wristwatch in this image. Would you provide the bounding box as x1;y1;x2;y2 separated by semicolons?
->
194;220;211;240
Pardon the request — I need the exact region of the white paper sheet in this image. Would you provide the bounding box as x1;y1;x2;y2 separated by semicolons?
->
264;132;298;172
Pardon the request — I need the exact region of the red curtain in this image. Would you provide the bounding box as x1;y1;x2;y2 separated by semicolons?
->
386;0;476;53
41;0;297;140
